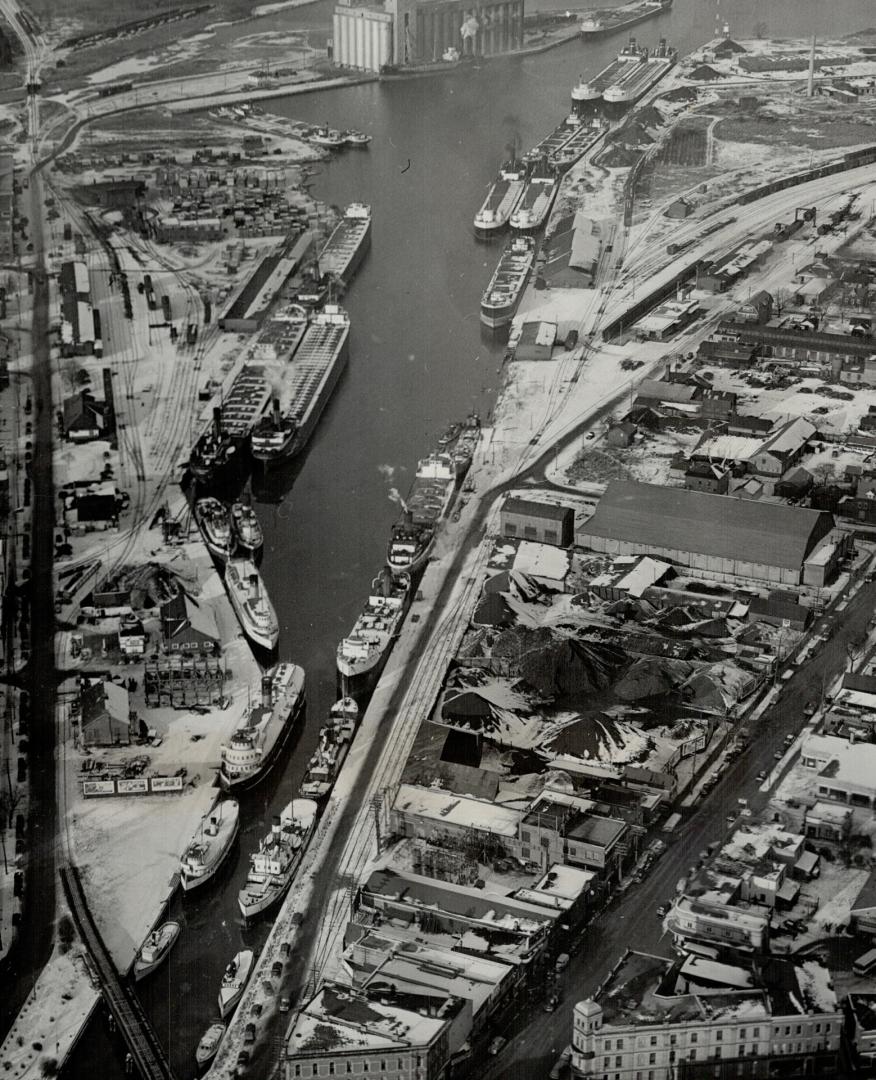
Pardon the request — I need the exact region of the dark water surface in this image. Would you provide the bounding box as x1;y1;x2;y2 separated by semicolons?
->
65;0;876;1074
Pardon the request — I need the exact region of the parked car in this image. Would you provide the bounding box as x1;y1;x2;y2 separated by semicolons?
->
488;1037;507;1057
656;905;668;918
756;770;768;782
804;700;817;717
555;953;570;972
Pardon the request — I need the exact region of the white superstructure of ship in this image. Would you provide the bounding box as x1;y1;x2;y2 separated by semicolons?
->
194;497;233;561
230;503;263;555
224;557;279;650
237;798;318;920
219;663;305;791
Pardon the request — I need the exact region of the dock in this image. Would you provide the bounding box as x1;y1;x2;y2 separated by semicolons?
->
59;865;177;1080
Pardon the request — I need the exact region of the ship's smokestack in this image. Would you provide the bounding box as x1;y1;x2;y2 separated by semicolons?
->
249;573;259;600
261;673;273;708
212;406;222;438
807;35;816;98
272;397;281;429
272;814;281;836
381;571;390;598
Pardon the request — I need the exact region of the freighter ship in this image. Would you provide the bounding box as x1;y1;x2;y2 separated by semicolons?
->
224;557;279;650
250;306;351;467
219;664;305;791
473;161;527;240
578;0;671;38
188;368;271;484
179;796;240;893
318;203;371;285
481;235;536;329
603;39;677;110
237;798;318;920
510;165;559;233
336;570;411;694
386;452;457;577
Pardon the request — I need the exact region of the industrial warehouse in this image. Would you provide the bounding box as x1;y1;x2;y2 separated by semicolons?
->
574;481;842;588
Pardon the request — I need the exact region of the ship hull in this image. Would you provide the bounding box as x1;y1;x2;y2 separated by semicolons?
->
579;0;671;37
480;298;521;330
386;536;434;579
238;874;293;921
474;219;511;241
218;694;305;793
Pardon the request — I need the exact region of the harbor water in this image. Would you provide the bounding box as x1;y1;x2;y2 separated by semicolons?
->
63;0;876;1076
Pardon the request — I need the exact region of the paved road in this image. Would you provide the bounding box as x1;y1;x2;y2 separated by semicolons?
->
480;577;876;1080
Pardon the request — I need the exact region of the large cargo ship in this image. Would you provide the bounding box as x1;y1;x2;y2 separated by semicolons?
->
336;570;411;694
318;203;371;285
224;557;279;650
480;235;536;330
603;39;676;109
473;162;527;240
578;0;671;38
250;306;351;468
188;368;271;484
510;167;559;233
386;452;457;577
179;796;240;893
237;798;318;920
219;663;305;791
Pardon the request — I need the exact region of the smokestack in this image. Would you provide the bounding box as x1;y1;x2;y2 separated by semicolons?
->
212;406;222;438
272;397;281;429
249;573;259;600
261;673;273;707
272;814;281;836
808;35;816;98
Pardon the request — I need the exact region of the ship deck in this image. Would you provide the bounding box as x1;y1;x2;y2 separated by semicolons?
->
319;220;369;277
610;56;672;99
481;177;512;211
590;58;628;92
284;322;349;420
220;368;272;436
526;122;579;161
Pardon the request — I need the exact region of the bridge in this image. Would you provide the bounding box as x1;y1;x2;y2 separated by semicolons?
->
59;865;177;1080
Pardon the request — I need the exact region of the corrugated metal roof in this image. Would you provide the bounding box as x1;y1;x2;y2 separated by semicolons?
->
577;480;834;571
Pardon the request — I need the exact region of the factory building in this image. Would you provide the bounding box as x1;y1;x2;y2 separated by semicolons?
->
574;480;838;587
500;497;574;546
332;0;524;71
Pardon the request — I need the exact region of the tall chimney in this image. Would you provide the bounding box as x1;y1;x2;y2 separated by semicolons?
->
272;397;281;429
261;672;273;708
808;35;816;98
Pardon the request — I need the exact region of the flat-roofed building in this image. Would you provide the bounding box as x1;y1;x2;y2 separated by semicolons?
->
571;951;843;1079
800;733;876;808
575;480;836;588
285;983;469;1080
500;496;574;546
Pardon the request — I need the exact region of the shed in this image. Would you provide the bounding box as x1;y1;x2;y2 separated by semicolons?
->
515;320;556;362
79;678;132;747
500;497;574;547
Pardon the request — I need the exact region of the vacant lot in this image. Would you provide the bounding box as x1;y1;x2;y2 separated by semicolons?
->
715;114;876;149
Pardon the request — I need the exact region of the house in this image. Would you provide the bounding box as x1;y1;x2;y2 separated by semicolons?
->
160;592;220;653
748;417;815;477
79;678;132;747
803;800;852;843
606;422;636;448
736;290;773;324
664;197;692;219
747;594;810;632
62;390;106;442
684;460;730;494
696;339;759;368
799;733;876;808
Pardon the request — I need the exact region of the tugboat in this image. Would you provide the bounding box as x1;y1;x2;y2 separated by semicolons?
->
218;949;254;1019
343;129;372;147
450;413;481;478
299;702;358;800
194;497;233;561
195;1021;226;1071
309;125;345;149
230;503;263;555
133;921;181;981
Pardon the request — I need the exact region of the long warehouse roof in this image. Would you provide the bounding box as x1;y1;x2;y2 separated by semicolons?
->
577;480;834;571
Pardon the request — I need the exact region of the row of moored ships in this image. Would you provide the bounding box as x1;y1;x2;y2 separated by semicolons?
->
188;204;370;484
478;38;675;328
